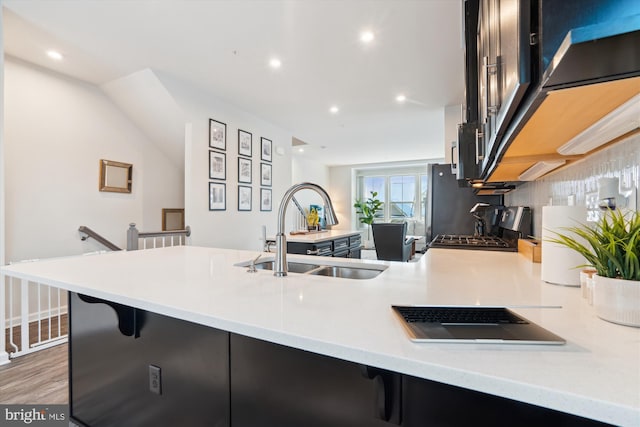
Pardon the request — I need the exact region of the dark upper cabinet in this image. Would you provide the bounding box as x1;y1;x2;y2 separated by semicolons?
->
472;0;533;175
540;0;640;77
462;0;640;183
540;1;640;90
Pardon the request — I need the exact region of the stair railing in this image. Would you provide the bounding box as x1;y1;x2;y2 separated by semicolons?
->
127;223;191;251
78;226;122;251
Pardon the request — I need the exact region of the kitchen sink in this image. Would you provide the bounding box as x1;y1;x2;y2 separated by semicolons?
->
235;258;387;279
308;265;385;280
250;260;321;274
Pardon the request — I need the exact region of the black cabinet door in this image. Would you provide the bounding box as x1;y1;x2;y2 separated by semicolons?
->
402;374;611;427
348;248;362;259
69;293;230;427
230;333;401;427
477;0;533;172
288;241;333;256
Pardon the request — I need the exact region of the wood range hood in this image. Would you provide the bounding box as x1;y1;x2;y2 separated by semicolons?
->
487;17;640;183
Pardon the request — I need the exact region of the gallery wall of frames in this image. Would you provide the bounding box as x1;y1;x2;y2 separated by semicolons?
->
208;118;273;213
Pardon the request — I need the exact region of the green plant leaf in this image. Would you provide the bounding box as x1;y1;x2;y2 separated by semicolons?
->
546;209;640;280
354;191;383;226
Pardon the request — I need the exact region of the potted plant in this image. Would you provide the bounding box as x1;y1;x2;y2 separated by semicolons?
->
353;191;383;248
547;209;640;327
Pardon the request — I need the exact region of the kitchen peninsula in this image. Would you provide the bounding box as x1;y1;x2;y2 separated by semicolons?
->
1;246;638;426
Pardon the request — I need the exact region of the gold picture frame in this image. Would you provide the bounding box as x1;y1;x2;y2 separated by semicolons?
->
162;208;185;231
99;159;132;193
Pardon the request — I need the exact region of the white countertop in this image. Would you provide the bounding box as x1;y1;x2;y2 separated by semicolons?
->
2;246;639;426
273;229;360;243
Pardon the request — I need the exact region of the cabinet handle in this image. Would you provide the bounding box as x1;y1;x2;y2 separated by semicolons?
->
306;249;320;255
482;56;490;121
360;365;401;424
475;128;484;164
450;142;457;173
484;56;499;117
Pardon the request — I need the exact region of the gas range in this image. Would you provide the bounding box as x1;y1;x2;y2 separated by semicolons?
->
429;234;516;251
428;206;531;252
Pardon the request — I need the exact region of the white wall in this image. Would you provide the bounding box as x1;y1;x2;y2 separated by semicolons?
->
157;72;293;250
289;154;332;230
3;58;183;262
0;6;5;266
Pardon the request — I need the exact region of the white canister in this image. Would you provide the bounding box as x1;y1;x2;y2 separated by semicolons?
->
541;206;588;286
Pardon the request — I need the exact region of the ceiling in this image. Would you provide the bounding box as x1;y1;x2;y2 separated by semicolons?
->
2;0;465;166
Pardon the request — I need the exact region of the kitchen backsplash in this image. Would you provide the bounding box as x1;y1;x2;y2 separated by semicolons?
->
505;133;639;237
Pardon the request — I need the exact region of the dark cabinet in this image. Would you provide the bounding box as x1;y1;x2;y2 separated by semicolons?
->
287;234;362;259
347;234;362;258
69;293;230;427
475;0;533;173
401;374;610;427
230;333;401;427
463;0;640;182
69;292;611;426
288;240;333;256
539;0;640;77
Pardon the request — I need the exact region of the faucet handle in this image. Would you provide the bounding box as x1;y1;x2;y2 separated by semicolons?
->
247;253;263;273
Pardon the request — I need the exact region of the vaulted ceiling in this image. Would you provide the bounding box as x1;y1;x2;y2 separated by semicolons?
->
3;0;464;166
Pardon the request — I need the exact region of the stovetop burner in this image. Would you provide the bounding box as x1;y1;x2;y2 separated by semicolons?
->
430;234;516;251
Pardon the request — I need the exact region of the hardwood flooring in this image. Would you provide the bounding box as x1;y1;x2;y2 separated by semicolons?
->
1;314;69;405
0;342;68;404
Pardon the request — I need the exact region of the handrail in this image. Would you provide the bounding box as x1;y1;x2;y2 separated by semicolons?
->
78;226;122;251
127;223;191;251
138;225;191;239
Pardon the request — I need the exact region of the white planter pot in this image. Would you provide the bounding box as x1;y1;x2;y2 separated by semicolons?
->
593;275;640;327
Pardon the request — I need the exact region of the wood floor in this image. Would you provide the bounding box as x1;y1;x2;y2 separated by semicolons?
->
0;342;68;404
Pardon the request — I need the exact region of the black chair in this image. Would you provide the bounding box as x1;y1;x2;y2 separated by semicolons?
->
371;222;415;262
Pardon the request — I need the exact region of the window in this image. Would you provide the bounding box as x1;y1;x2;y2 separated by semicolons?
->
389;175;416;218
360;176;386;219
355;167;428;227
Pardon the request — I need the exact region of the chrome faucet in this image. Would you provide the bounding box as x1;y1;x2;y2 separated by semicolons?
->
274;182;339;276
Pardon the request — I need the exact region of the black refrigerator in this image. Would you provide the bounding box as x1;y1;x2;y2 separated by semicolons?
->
424;163;503;244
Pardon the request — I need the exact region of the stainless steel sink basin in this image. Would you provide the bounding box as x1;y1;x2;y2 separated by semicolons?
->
235;258;387;279
245;260;321;274
308;265;385;280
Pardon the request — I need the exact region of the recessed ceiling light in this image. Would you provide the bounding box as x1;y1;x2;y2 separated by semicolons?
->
298;148;304;153
360;31;375;43
396;94;407;103
269;58;282;69
46;50;63;61
329;106;339;114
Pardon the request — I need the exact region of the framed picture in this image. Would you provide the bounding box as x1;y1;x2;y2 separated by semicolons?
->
162;208;185;231
260;162;272;187
209;150;226;180
238;157;252;183
209;182;226;211
261;137;272;162
260;188;272;212
238;185;252;211
99;159;132;193
238;129;252;157
209;119;226;151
